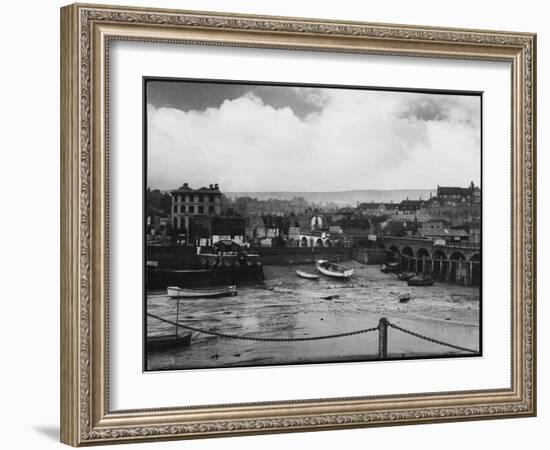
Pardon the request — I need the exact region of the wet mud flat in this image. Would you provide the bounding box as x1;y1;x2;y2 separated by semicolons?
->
146;261;480;371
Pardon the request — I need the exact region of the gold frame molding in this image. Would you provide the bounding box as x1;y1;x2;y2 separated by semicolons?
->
60;3;536;446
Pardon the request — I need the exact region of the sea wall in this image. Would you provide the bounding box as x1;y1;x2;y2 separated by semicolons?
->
352;248;388;265
256;247;353;266
147;245;357;268
146;245;196;268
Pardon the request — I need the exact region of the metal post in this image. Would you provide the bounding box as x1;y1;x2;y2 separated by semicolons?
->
378;317;389;360
175;297;180;338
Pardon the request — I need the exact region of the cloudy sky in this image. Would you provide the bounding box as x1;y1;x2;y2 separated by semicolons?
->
146;80;481;192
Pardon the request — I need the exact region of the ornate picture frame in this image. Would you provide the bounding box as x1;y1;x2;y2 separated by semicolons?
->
60;3;536;446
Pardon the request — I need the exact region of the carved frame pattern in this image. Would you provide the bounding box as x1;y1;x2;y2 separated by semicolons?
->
60;3;536;446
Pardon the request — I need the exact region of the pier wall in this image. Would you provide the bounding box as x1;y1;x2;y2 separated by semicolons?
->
399;254;481;286
352;248;388;265
256;247;353;266
146;245;196;268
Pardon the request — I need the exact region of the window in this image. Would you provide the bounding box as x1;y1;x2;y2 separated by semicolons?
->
198;205;204;214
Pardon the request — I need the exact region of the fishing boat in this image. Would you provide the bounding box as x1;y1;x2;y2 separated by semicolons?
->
387;262;401;272
166;285;237;298
407;277;434;287
398;293;411;302
146;332;192;351
296;270;320;280
397;272;415;281
316;260;354;279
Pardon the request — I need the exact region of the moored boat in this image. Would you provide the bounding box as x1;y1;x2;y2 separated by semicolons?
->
407;278;434;287
387;262;401;272
398;293;411;302
296;270;320;280
316;260;354;279
146;332;192;351
167;285;237;298
397;272;415;281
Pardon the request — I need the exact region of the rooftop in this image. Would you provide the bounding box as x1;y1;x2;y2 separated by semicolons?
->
437;186;471;196
358;202;397;209
419;229;469;237
398;200;424;208
172;183;221;194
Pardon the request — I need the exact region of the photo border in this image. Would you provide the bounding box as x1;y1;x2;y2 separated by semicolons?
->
142;76;484;372
60;3;536;446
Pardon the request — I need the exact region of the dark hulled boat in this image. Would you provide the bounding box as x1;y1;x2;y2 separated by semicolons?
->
146;331;192;351
407;277;434;287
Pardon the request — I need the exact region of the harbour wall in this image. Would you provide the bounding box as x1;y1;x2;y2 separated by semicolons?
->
352;248;388;265
256;247;353;266
146;246;354;268
147;245;388;268
147;245;196;268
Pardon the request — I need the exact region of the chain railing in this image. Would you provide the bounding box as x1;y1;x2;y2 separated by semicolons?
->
387;321;478;354
147;312;379;342
147;313;479;357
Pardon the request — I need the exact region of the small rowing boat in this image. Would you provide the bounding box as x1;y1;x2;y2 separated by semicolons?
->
296;270;320;280
316;260;354;279
146;332;192;351
407;278;434;287
397;272;415;281
398;293;411;302
166;285;237;298
387;262;401;272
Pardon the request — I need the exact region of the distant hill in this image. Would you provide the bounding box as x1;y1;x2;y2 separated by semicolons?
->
225;189;435;206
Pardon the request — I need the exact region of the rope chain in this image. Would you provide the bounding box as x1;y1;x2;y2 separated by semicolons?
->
147;313;379;342
148;314;479;353
388;322;479;354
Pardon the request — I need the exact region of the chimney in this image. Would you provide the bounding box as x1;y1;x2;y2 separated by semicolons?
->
214;183;219;190
183;183;189;188
209;184;213;189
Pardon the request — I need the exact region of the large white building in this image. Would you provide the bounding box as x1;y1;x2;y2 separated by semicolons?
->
170;183;222;231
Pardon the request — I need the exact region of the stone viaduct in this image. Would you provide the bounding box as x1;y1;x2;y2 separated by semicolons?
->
377;236;481;286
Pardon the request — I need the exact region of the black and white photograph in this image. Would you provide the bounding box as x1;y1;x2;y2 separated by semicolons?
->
144;78;482;371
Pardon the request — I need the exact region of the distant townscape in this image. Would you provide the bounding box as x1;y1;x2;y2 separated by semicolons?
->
146;182;480;250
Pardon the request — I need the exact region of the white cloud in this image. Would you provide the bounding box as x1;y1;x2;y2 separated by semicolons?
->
147;89;480;192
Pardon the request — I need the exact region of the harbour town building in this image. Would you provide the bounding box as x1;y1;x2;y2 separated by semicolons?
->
357;202;398;217
436;182;481;206
170;183;222;234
